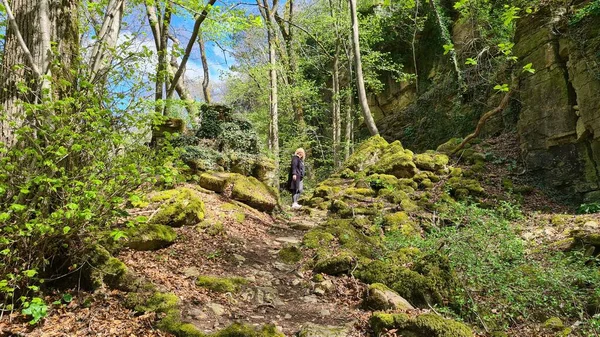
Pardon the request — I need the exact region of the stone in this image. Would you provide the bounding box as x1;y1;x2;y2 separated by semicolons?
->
149;187;205;227
313;288;326;296
233;254;246;264
320;309;331;316
125;223;177;251
313;253;354;276
302;295;319;303
370;312;473;337
297;323;349;337
364;283;415;311
183;267;201;278
206;302;226;316
275;237;301;245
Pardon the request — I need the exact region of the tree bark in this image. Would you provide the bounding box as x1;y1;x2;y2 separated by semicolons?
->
89;0;125;85
344;40;354;161
0;0;79;146
197;30;211;104
332;44;341;168
348;0;378;135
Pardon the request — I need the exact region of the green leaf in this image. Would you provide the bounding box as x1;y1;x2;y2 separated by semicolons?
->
24;269;38;278
110;230;127;241
465;58;477;65
494;84;510;92
9;204;27;213
62;293;73;303
522;63;536;74
443;44;454;55
63;226;71;235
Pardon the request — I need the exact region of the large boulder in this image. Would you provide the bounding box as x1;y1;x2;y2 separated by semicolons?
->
199;172;279;212
150;187;205;227
125;223;177;251
364;283;415;311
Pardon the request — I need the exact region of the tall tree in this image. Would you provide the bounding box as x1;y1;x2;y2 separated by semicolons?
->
0;0;80;146
348;0;378;135
197;30;211;103
258;0;280;177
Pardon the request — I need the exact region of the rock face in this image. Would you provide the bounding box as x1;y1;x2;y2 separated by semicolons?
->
514;8;600;202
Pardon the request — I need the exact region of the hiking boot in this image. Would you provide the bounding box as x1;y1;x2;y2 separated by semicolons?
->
291;203;302;210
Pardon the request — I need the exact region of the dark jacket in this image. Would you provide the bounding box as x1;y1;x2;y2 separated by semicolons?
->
288;155;304;191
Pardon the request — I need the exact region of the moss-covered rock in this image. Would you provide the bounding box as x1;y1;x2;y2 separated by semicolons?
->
344;135;389;171
196;275;248;293
371;148;417;179
85;245;130;290
414;151;449;171
303;230;335;249
278;245;303;264
447;177;484;199
125;223;177;251
436;138;464;155
370;312;473;337
296;323;349;337
199;172;229;192
383;212;419;236
366;174;399;191
151;187;205;227
313;252;354;276
345;187;376;197
230;175;279;212
364;283;415;311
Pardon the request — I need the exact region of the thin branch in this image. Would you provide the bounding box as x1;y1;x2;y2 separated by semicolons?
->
166;0;217;99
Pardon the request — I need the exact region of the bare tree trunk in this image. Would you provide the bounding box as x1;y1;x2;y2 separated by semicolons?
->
0;0;79;146
344;45;354;161
259;0;280;181
411;0;419;93
168;44;199;122
348;0;378;135
197;30;211;104
332;44;341;168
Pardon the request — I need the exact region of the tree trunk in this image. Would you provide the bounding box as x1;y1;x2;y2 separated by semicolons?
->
89;0;125;85
348;0;378;135
0;0;79;146
344;46;354;161
332;44;341;168
197;30;211;104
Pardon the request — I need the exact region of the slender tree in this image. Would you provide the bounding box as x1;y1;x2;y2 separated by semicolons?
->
348;0;378;135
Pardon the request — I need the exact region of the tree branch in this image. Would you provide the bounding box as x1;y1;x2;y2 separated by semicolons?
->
166;0;217;99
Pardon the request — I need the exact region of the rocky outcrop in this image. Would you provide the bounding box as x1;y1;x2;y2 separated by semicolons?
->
514;7;600;202
199;172;279;212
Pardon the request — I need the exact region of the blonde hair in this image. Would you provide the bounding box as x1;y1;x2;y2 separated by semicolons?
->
295;148;306;159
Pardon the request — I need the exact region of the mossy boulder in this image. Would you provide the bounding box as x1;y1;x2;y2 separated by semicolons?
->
196;275;248;293
447;177;484;199
366;174;399;191
125;223;177;251
345;187;376;197
303;230;335;249
370;312;473;337
84;245;130;290
344;135;389;171
414;152;449;172
151;187;205;227
371;148;417;179
199;172;229;192
252;156;276;184
364;283;415;311
230;175;279;212
313;252;355;276
356;253;457;307
383;212;419;236
278;245;303;264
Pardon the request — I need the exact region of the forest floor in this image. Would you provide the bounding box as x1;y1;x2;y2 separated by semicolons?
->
1;132;596;336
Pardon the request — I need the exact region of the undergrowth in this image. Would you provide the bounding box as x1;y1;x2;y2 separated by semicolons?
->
385;201;600;334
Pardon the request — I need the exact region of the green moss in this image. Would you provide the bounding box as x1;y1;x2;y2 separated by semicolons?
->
152;187;205;227
345;187;376;197
414;151;449;171
366;174;399;190
329;199;350;214
371;148;417;179
436;138;464;154
303;230;335;249
401;199;419;212
86;245;129;290
312;273;325;282
278;245;303;264
132;292;179;313
199;172;228;192
313;252;354;275
414;313;473;337
230;174;279;212
550;215;569;226
125;223;177;251
370;312;472;337
196;275;248;293
344;135;390;171
449;167;463;177
206;221;225;236
314;185;335;198
340;168;356;178
447;177;484;199
383;212;419;236
544;317;564;330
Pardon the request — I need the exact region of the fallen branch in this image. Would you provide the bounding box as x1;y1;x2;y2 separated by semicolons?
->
451;76;519;155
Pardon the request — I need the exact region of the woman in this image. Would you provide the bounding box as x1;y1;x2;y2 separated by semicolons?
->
288;148;305;209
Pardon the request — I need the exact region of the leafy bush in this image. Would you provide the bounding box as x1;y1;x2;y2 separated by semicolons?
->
577;202;600;214
0;93;179;312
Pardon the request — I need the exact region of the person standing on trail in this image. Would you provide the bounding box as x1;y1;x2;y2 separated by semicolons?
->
288;148;305;210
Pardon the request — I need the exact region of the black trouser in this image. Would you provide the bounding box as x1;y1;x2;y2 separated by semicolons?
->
292;181;303;204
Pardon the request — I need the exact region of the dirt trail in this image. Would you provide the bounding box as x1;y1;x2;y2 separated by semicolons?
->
119;189;366;336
